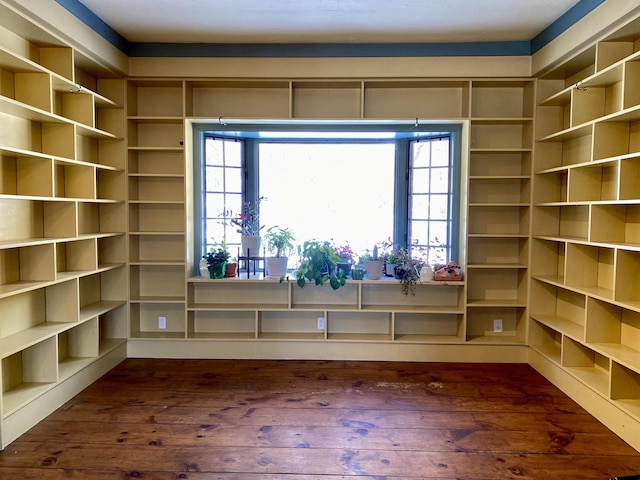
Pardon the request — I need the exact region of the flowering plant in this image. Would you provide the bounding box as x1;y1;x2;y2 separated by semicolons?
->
222;197;265;237
332;242;355;263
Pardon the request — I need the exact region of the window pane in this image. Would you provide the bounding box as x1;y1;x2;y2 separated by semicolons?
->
411;169;430;194
412;142;431;168
259;142;395;258
205;166;224;191
225;167;242;193
429;194;449;220
430;167;449;193
431;139;450;167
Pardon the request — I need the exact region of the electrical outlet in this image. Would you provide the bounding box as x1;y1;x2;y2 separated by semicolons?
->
158;316;167;329
493;319;503;333
317;316;325;330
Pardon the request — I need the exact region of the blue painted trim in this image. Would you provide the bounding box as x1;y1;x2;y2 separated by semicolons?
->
532;0;606;53
55;0;604;58
129;41;531;58
55;0;129;54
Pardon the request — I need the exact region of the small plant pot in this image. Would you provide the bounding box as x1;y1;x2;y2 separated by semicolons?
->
266;256;288;278
336;262;351;277
241;236;261;257
351;268;365;280
364;260;384;280
225;262;238;277
208;262;227;279
385;262;395;277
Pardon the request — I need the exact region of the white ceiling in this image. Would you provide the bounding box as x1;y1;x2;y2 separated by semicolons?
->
77;0;583;44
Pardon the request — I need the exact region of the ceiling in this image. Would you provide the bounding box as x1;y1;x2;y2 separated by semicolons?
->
74;0;585;45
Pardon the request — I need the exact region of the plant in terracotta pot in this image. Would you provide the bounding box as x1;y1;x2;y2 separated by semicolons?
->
265;225;295;278
293;240;346;290
204;241;231;279
225;257;238;277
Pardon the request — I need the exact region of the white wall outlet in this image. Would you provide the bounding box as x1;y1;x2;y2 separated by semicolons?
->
493;319;503;333
317;316;325;330
158;316;167;329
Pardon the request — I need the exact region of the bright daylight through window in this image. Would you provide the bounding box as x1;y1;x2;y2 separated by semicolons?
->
197;126;459;271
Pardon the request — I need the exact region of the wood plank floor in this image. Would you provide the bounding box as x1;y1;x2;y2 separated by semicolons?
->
1;359;640;479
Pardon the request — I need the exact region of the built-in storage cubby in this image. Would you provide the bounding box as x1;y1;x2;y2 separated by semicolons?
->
0;8;126;448
184;278;464;344
532;25;640;451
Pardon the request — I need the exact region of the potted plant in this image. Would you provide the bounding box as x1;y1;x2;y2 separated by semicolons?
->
265;226;295;278
221;197;265;256
204;242;231;279
390;247;424;296
225;257;238;277
332;242;355;277
293;240;346;290
360;244;384;280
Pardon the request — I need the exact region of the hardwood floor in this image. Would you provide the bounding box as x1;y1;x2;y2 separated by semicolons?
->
1;359;640;479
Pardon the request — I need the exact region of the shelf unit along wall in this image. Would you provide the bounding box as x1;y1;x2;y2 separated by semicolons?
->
0;8;127;448
125;77;535;363
530;19;640;450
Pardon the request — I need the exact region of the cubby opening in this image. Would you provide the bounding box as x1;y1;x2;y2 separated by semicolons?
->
130;264;185;301
615;250;640;306
586;297;640;372
466;306;526;343
129;203;185;233
361;282;462;311
466;268;527;305
1;337;57;416
128;175;184;202
471;120;532;150
129;233;184;264
127;80;183;117
590;204;640;245
394;312;463;343
532;205;589;240
363;80;469;118
530;279;586;340
471;80;534;118
469;151;531;177
187;310;256;339
530;238;565;282
529;319;562;364
467;236;528;266
258;310;325;340
186;80;289;118
57;318;99;381
610;362;640;418
619;156;640;200
292;283;358;310
0;243;56;292
97;169;125;202
468;205;529;235
129;302;185;339
567;162;618;202
328;311;391;341
468;177;530;204
292;81;361;119
563;336;610;395
128;150;184;175
533;170;567;204
189;280;288;310
55;238;98;278
565;244;614;299
127;119;184;149
98;304;127;353
0;153;53;197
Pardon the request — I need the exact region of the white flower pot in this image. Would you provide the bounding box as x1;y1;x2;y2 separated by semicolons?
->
364;260;384;280
266;256;288;278
241;236;261;256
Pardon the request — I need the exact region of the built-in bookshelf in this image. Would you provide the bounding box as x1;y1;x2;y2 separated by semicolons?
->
0;5;127;449
531;24;640;451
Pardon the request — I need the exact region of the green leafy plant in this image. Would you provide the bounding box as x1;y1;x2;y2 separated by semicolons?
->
390;247;425;296
294;240;346;290
204;241;231;267
265;226;296;258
